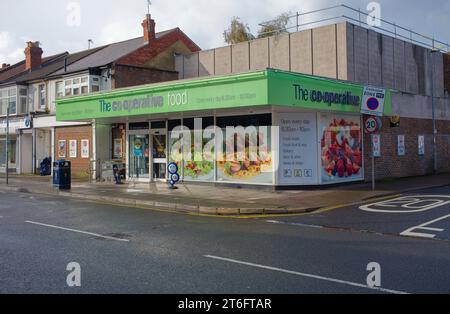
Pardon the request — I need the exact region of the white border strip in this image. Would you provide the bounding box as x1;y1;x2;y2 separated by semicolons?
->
26;221;130;242
204;255;409;294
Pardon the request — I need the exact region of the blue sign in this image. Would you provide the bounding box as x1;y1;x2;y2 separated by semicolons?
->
168;162;180;188
367;97;380;111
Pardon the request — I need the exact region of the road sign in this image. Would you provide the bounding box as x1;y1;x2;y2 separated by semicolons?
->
361;86;386;117
364;117;381;134
372;134;381;157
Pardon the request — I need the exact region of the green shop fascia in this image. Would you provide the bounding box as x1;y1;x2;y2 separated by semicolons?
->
57;69;392;186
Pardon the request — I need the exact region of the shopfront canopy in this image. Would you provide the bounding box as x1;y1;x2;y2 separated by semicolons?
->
56;69;392;121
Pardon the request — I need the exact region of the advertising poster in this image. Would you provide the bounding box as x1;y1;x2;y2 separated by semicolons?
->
278;112;318;185
133;138;143;157
169;131;215;182
372;134;381;157
114;139;123;159
217;127;273;184
81;140;89;159
58;140;66;158
69;140;77;158
418;135;425;156
320;113;363;183
397;135;406;156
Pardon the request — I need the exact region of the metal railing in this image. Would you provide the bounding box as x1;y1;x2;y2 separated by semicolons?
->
258;4;449;53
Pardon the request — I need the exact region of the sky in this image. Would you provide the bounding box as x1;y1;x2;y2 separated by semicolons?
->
1;0;450;65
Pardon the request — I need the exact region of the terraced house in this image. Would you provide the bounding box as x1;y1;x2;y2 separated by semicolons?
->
0;15;200;175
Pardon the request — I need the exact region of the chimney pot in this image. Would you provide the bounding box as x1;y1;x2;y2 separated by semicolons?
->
142;14;156;43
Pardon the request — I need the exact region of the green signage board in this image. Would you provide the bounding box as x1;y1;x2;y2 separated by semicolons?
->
56;72;269;121
56;69;391;121
268;70;391;115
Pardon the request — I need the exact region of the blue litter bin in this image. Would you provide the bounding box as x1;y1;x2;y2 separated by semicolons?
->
53;160;71;190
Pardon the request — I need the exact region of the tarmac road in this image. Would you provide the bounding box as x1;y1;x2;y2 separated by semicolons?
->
1;187;450;294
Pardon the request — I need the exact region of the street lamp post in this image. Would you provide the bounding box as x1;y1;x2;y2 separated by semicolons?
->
430;48;438;175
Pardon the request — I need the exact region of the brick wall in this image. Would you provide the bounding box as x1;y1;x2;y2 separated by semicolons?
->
112;65;178;89
444;53;450;95
54;125;93;176
363;117;450;181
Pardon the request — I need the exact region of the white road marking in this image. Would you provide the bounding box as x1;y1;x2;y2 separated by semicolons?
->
360;195;450;213
204;255;409;294
400;214;450;239
266;220;323;229
25;221;130;242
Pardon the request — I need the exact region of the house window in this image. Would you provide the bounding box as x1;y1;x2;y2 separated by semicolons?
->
38;84;46;109
55;81;64;99
18;87;27;114
63;76;89;96
0;88;17;116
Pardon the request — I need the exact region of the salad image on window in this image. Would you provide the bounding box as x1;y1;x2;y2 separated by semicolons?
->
321;116;363;182
169;134;215;181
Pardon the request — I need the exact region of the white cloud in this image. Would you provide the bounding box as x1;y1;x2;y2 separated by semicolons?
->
0;31;25;65
0;0;449;65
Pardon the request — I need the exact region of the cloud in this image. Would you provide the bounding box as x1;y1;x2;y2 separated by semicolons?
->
0;0;449;65
0;31;25;65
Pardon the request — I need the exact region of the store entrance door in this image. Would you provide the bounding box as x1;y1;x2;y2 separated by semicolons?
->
128;132;150;181
151;128;167;181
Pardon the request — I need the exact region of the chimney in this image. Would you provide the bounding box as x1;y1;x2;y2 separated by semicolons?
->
24;41;43;70
1;63;9;69
142;14;156;42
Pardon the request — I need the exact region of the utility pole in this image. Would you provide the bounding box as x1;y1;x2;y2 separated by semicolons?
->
5;102;9;185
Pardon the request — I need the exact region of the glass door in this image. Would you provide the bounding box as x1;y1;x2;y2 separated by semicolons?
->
151;129;167;181
128;134;150;180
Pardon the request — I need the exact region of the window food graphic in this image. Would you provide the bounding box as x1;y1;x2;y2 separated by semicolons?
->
217;129;273;184
169;132;215;182
320;114;363;183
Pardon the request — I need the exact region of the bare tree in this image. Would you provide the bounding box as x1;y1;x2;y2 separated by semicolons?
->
257;12;291;38
223;17;255;44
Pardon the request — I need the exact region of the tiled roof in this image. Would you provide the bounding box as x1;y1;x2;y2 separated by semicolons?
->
51;29;177;76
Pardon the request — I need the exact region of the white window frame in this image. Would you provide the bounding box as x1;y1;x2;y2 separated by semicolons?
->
38;84;46;109
0;87;17;116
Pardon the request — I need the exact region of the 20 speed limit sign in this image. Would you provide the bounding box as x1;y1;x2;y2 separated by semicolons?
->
364;117;381;134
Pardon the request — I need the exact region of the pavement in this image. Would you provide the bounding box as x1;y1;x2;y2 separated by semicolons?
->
1;186;450;294
0;173;449;216
0;174;450;217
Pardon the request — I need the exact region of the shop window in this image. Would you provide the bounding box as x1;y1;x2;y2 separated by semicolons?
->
168;120;182;132
216;114;272;128
129;122;150;130
151;121;166;129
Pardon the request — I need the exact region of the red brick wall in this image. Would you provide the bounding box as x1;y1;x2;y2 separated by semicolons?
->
112;65;178;89
444;53;450;95
117;29;201;68
54;125;93;176
363;117;450;181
